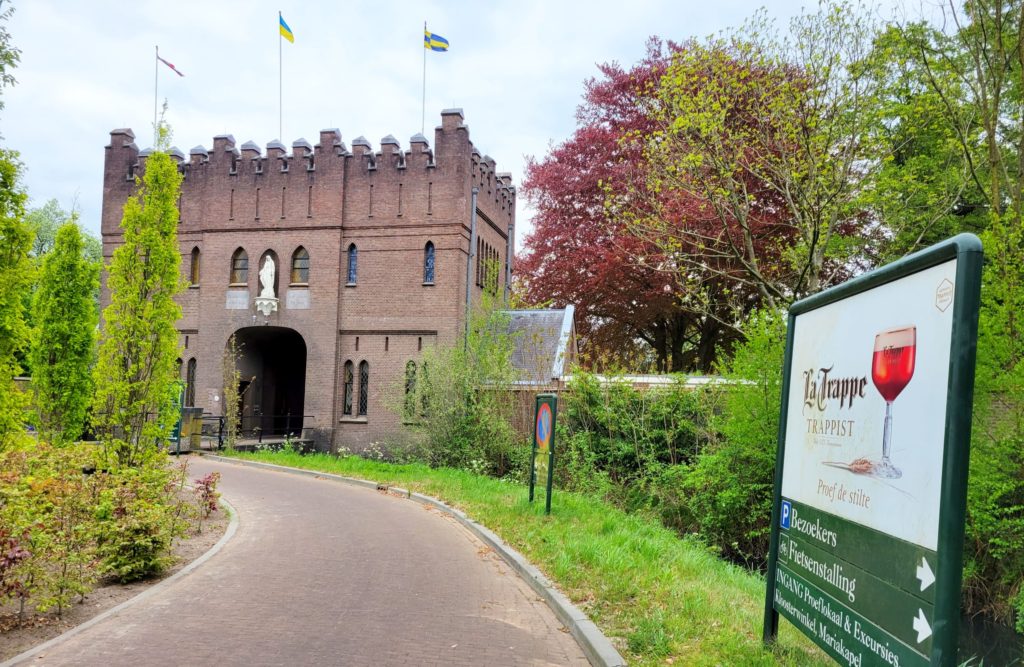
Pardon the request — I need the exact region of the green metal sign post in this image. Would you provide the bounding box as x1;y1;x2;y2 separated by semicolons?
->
171;383;185;455
763;235;982;666
530;393;557;515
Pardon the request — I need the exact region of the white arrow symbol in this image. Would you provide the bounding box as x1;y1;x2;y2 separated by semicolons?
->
913;609;932;643
916;557;935;592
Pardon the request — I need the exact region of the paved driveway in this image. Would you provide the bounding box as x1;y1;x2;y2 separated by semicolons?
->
19;457;589;666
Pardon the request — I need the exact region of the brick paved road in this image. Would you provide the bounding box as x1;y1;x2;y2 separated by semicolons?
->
23;457;589;666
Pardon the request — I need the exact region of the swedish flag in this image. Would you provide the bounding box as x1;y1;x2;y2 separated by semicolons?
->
424;28;449;52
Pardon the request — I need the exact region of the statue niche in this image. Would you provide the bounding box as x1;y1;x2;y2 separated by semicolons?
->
254;254;279;316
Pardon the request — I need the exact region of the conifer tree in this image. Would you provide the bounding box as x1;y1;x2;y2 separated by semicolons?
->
31;222;99;443
92;127;184;467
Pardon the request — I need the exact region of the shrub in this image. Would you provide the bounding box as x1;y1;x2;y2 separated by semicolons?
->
675;308;786;568
401;298;523;476
193;471;221;533
0;440;104;618
0;527;31;610
961;218;1024;629
558;371;707;494
558;309;786;570
93;459;184;582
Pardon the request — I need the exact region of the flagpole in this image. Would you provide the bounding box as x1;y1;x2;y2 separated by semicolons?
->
279;11;283;140
422;21;427;134
154;46;159;147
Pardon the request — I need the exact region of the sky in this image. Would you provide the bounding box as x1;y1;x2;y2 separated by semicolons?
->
2;0;906;251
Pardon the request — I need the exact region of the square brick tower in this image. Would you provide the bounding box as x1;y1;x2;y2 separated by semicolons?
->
101;109;516;451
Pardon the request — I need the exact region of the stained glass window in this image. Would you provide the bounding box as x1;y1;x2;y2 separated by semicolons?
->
358;361;369;416
424;242;435;283
347;244;358;285
230;248;248;284
291;246;309;284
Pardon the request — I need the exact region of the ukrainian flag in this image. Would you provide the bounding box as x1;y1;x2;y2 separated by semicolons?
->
424;28;449;52
280;14;294;43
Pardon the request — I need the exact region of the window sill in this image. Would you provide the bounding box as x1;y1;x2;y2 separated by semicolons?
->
338;416;368;424
345;282;357;288
422;282;434;287
228;283;247;288
189;284;200;289
289;283;309;288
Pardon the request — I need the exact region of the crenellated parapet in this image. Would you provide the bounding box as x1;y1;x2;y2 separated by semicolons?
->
101;110;514;238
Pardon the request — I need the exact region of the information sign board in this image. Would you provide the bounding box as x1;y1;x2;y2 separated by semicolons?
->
764;235;983;666
530;393;557;514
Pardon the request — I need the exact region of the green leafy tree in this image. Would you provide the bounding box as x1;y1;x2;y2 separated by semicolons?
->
30;222;99;443
221;335;241;449
18;201;101;379
862;24;988;262
0;0;28;449
0;152;29;448
25;198;101;262
627;3;882;313
92;127;184;467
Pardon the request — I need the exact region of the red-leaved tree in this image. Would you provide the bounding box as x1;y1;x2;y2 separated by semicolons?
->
519;40;749;372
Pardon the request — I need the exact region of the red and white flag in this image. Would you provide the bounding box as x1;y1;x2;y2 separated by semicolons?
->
157;55;184;77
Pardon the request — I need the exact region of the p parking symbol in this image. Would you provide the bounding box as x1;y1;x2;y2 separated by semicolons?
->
780;500;792;529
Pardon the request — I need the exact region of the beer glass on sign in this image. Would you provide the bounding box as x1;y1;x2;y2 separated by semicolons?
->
871;326;917;479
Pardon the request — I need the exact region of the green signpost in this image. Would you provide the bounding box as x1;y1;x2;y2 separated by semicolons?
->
171;383;185;455
530;393;557;514
764;235;983;666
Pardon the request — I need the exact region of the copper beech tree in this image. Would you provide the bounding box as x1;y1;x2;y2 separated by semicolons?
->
520;41;743;372
631;8;881;309
520;40;790;371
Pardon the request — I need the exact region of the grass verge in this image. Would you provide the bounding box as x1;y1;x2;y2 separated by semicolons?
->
219;449;829;666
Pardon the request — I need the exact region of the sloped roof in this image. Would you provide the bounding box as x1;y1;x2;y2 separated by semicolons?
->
500;306;575;384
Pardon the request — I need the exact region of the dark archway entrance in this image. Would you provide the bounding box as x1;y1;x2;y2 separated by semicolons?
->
232;327;307;437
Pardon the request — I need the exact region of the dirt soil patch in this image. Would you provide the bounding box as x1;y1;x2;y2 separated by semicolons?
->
0;508;230;662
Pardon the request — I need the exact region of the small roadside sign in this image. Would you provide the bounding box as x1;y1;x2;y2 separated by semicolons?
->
530;393;557;514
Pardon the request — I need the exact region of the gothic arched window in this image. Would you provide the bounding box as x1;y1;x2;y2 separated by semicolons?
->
342;360;354;416
346;244;358;285
230;248;248;285
291;246;309;284
423;241;435;284
190;247;201;285
358;360;369;416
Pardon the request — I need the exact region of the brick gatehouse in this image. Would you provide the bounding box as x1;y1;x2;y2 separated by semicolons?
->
101;109;515;451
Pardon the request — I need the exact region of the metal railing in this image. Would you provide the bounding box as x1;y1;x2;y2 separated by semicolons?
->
238;413;313;443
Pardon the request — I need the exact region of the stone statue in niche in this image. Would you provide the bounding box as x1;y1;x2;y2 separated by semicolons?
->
254;255;279;316
259;255;276;299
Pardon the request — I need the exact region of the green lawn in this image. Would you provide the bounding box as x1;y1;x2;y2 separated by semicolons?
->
217;449;829;666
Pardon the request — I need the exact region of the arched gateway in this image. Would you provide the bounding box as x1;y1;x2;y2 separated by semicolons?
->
231;327;307;438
